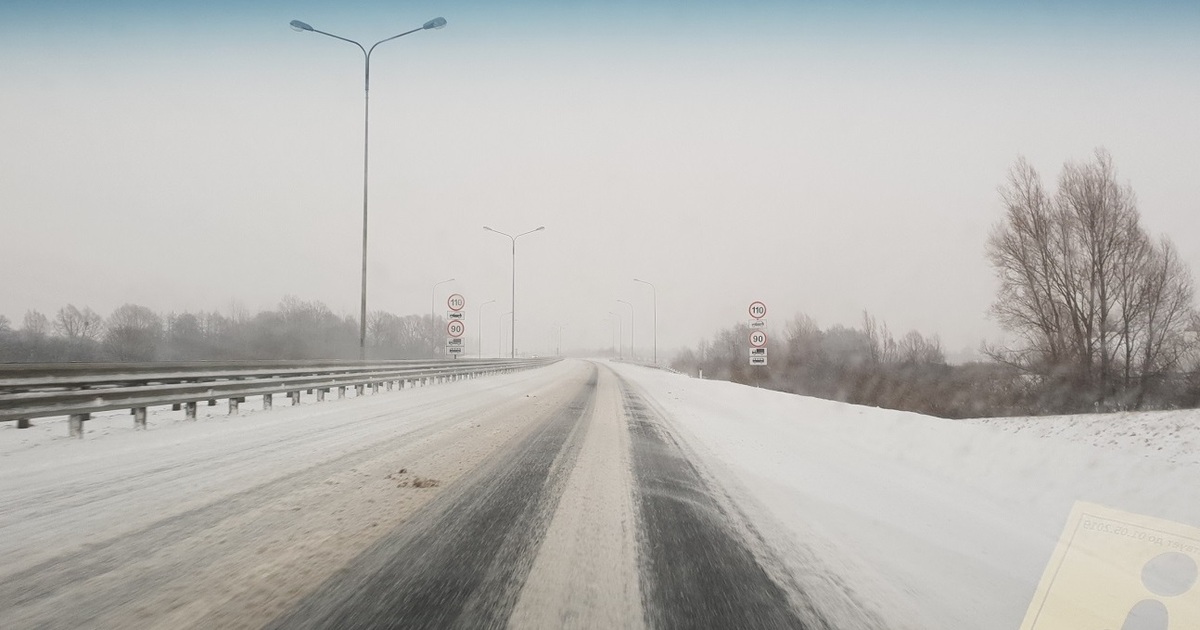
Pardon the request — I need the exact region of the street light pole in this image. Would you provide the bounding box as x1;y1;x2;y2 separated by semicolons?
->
500;311;513;358
617;299;633;361
431;277;454;356
478;299;496;358
634;278;657;364
483;226;544;358
289;16;447;360
554;324;566;357
608;311;622;359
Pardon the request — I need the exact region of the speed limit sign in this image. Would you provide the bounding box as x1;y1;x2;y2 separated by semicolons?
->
447;293;465;312
749;330;767;348
447;320;466;338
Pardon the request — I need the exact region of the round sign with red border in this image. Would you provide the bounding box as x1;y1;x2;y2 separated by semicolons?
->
447;293;466;312
749;301;767;320
749;330;767;348
447;320;466;338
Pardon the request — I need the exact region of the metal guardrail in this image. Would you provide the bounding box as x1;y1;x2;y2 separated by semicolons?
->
0;358;556;437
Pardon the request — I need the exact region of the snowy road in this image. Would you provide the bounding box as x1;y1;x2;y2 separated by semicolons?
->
0;360;838;629
4;359;1197;629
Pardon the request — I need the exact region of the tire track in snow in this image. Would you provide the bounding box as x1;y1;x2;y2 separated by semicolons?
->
615;371;819;629
267;363;598;629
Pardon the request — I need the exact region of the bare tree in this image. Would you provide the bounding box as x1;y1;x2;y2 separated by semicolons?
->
104;304;163;361
1133;238;1195;403
22;310;50;337
986;150;1196;410
54;305;104;341
898;331;945;365
862;311;897;363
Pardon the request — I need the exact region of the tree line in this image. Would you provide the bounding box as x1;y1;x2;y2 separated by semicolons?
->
0;296;452;362
672;150;1200;417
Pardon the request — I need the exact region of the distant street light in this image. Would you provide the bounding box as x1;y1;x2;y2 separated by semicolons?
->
431;278;455;356
483;226;544;358
617;299;634;361
634;278;657;364
608;311;622;359
553;323;567;357
289;16;447;359
478;299;496;358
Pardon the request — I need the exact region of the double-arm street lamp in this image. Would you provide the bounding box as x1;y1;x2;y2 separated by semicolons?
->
634;278;657;364
483;226;544;358
289;16;447;359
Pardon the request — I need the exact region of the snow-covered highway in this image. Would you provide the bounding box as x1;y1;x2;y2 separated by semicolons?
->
1;359;1198;629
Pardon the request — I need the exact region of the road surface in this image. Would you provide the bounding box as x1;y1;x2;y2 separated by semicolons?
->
0;360;871;629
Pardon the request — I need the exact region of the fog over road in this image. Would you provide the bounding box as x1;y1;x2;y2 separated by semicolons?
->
0;360;870;629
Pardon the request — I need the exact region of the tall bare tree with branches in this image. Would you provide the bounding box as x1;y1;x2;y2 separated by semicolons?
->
986;149;1196;410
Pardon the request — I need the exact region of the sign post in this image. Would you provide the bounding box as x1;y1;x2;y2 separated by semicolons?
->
747;301;767;384
446;295;465;359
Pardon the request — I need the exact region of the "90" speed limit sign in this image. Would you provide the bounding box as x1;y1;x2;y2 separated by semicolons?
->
749;330;767;348
447;320;466;338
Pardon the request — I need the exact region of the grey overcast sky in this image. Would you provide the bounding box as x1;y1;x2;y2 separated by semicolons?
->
2;1;1199;358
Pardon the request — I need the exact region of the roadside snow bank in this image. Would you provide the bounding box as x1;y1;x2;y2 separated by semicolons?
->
966;409;1200;466
609;362;1200;630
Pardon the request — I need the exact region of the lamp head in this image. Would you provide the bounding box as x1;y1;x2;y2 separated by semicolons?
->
289;20;314;32
423;17;447;30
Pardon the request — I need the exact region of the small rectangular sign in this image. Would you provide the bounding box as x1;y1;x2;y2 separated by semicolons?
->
446;338;463;346
447;346;465;354
749;320;766;328
447;311;465;320
749;356;768;366
749;348;767;356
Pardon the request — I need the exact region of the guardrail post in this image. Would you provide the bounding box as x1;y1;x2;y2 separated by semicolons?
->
229;397;239;415
185;402;197;420
317;388;326;402
263;394;273;410
290;391;301;405
17;418;32;429
172;403;181;411
386;381;393;391
133;407;147;430
338;386;346;399
207;399;217;406
69;413;88;438
355;384;364;396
